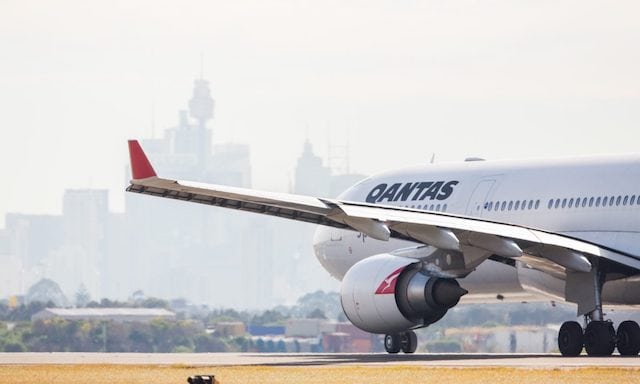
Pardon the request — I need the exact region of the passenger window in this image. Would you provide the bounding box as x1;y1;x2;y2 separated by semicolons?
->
528;200;533;210
568;198;574;208
632;195;636;205
623;196;629;205
582;198;587;208
548;199;553;209
495;201;500;211
487;202;493;210
561;199;567;208
501;201;506;211
508;201;513;211
436;204;441;211
575;198;580;207
589;197;594;207
430;204;435;210
514;201;520;210
596;197;601;207
610;197;615;206
443;204;447;212
554;199;560;209
616;196;621;206
535;200;540;209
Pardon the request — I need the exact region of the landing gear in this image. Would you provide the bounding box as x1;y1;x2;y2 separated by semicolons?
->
384;334;401;354
384;331;417;354
558;321;583;357
558;264;637;357
558;319;640;357
584;321;615;356
616;320;640;356
401;330;418;353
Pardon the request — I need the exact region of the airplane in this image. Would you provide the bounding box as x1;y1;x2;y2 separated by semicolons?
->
127;140;640;356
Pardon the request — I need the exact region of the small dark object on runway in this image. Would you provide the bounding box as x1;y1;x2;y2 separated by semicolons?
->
187;375;215;384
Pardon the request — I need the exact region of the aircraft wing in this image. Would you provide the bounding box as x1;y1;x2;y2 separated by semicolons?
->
126;140;640;279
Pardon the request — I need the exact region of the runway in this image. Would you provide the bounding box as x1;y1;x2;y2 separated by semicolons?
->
1;352;640;368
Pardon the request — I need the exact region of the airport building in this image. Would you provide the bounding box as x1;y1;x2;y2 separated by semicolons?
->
32;308;176;323
247;319;379;353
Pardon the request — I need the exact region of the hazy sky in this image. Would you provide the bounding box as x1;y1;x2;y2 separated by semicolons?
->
1;0;640;223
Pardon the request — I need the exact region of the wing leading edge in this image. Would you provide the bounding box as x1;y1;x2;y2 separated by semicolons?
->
126;140;640;279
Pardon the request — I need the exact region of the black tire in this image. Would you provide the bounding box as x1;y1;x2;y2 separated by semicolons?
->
617;320;640;356
584;321;615;356
401;331;418;354
384;334;401;354
558;321;583;356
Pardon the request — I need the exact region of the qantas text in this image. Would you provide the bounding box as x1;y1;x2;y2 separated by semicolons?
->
366;181;459;203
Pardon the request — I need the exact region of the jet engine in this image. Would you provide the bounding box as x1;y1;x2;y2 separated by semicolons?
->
340;253;467;334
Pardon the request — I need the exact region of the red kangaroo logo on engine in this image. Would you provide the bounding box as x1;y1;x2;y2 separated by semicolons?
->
375;267;405;295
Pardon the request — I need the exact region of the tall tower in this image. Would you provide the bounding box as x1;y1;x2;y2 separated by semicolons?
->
188;79;215;167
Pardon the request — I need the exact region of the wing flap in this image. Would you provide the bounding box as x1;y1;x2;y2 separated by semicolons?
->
332;200;640;272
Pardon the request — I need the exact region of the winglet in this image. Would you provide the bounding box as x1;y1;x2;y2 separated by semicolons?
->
128;140;157;179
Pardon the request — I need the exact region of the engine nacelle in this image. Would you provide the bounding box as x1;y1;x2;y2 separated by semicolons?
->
340;253;467;334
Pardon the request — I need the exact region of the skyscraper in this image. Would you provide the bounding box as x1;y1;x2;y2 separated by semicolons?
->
123;78;270;309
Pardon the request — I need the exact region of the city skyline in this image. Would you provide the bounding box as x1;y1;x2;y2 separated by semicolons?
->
2;0;640;310
2;1;640;226
0;78;361;308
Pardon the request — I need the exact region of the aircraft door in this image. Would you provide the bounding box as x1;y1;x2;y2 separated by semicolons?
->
465;179;496;217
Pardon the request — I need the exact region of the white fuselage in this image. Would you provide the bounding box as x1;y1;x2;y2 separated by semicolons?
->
313;154;640;306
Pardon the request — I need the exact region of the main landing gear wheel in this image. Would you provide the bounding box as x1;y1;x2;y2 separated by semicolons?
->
558;321;584;357
616;320;640;356
584;321;615;356
401;330;418;354
384;334;401;354
384;331;417;354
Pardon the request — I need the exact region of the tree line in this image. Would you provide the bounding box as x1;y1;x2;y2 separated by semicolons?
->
0;291;578;353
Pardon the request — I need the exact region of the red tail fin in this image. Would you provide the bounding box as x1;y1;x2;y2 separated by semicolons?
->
128;140;157;179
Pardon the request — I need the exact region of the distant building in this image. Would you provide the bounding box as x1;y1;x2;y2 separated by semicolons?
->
122;77;272;309
275;140;366;297
0;227;25;297
213;321;246;337
294;139;331;197
247;325;286;336
322;322;376;353
62;189;108;253
443;325;558;353
248;319;377;353
0;76;368;310
32;308;176;323
60;189;108;299
1;190;110;301
4;213;62;271
285;318;335;338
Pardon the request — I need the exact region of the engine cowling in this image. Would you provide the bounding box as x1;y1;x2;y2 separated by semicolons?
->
340;253;467;334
